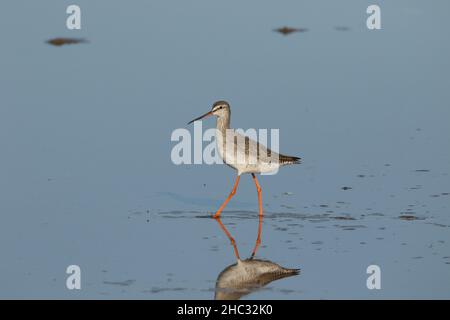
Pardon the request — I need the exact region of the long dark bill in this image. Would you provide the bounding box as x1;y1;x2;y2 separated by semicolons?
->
187;111;212;125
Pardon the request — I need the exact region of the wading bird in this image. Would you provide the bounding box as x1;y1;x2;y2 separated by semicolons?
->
188;101;300;219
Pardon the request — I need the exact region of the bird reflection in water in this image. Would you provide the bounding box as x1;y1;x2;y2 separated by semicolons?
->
214;217;300;300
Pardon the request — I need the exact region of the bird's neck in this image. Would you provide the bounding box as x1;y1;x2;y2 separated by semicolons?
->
216;115;230;134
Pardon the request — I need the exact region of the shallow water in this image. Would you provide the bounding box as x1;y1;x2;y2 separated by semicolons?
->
0;0;449;299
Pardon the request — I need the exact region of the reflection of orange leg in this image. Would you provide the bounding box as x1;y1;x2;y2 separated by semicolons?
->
214;217;240;260
251;212;263;258
251;173;263;258
213;175;240;218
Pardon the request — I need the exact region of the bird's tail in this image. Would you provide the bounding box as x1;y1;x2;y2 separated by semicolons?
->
279;154;301;165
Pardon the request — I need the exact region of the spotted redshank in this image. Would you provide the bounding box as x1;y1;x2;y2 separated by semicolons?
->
188;100;301;219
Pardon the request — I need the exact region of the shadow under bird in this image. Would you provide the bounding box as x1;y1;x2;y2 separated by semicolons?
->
188;100;301;218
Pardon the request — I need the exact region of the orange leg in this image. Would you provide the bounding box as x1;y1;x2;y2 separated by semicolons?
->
251;173;263;257
251;173;263;217
213;175;240;218
214;217;240;260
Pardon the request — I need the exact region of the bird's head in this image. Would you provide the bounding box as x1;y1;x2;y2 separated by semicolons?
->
188;100;230;124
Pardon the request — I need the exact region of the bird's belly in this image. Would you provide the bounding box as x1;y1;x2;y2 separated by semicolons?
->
217;137;279;174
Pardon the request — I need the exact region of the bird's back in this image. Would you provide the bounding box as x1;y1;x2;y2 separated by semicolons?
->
216;129;300;175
